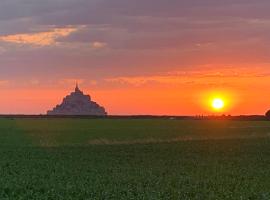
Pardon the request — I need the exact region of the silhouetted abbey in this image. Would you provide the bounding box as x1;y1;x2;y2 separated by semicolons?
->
47;84;107;116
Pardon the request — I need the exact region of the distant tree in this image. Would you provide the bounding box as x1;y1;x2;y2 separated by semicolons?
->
266;110;270;118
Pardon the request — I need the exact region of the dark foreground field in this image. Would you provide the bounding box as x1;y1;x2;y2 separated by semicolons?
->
1;119;270;199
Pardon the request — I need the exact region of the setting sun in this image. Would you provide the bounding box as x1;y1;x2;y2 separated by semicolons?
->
212;98;225;111
200;90;234;114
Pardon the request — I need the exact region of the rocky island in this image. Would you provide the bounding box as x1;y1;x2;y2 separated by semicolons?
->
47;84;107;116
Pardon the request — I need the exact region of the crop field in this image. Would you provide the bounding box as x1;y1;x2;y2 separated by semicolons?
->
0;118;270;199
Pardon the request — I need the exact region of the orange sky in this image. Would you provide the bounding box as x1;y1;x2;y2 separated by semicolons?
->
0;0;270;115
0;66;269;115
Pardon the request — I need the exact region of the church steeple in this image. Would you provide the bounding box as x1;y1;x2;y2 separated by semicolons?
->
75;82;80;92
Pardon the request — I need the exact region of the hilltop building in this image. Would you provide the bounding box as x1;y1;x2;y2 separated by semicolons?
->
47;84;107;116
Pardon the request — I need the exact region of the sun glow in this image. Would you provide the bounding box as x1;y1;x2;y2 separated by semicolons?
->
211;98;225;111
199;90;235;114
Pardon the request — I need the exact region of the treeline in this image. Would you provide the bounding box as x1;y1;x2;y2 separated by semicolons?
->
0;114;269;121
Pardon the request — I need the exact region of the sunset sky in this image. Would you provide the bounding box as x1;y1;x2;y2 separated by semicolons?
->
0;0;270;115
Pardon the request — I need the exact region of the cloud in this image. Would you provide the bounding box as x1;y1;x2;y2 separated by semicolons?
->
0;27;78;46
105;67;270;87
58;78;85;86
56;78;98;88
91;42;107;49
0;0;270;83
0;80;10;87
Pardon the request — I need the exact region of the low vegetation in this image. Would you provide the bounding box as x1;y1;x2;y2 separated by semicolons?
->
0;118;270;199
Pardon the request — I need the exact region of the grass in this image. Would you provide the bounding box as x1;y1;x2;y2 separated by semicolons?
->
0;118;270;199
15;119;270;146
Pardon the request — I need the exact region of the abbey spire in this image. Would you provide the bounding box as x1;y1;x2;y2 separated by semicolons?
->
75;82;80;92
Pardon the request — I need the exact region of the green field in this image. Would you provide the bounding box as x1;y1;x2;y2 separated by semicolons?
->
1;118;270;199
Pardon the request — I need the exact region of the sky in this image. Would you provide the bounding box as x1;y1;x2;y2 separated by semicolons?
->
0;0;270;115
